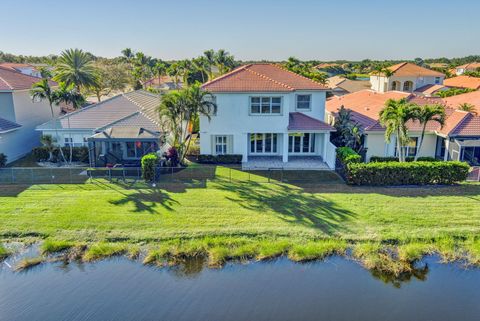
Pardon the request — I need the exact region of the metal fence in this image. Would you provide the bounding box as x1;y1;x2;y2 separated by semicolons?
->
0;166;343;185
467;166;480;182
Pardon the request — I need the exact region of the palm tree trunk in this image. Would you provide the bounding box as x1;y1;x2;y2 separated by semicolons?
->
50;103;67;163
414;123;427;161
396;128;403;162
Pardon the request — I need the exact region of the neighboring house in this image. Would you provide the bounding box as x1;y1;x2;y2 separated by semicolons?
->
0;63;42;78
454;62;480;75
0;66;60;163
327;76;371;96
414;84;448;97
199;64;337;169
370;62;445;93
37;90;166;167
326;89;480;164
443;76;480;90
443;90;480;113
144;76;182;91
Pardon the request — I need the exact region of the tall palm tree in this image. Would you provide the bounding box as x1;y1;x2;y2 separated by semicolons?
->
121;48;134;62
379;98;417;162
215;49;234;75
168;63;181;89
177;60;193;86
203;50;216;80
412;104;445;161
30;79;67;163
192;57;208;83
54;49;98;92
153;61;167;87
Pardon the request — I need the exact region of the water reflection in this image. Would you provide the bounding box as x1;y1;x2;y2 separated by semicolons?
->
370;263;429;288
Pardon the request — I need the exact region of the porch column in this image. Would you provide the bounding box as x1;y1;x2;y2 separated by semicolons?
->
282;133;289;163
444;138;450;161
322;133;328;160
242;133;248;163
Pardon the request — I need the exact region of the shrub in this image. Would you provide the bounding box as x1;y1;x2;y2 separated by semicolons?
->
336;147;361;164
369;156;439;162
197;154;243;164
165;147;179;167
346;161;470;185
32;146;89;163
141;153;159;182
0;153;6;167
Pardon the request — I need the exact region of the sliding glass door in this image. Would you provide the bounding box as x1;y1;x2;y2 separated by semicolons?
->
249;133;278;155
288;133;315;154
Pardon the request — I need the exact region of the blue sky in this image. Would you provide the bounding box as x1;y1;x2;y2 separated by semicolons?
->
2;0;479;60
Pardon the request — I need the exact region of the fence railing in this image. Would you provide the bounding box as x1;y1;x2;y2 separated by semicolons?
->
0;166;343;185
467;166;480;182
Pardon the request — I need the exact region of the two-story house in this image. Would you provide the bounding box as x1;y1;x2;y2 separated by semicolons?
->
370;62;445;93
0;66;60;164
199;64;337;169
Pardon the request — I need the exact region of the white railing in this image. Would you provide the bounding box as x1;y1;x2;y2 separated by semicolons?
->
325;142;337;170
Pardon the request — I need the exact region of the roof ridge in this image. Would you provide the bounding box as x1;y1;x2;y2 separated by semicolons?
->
273;64;329;89
201;64;251;89
244;65;294;91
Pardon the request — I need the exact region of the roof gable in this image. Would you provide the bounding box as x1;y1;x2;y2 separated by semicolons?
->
0;66;54;90
386;62;444;77
201;64;329;93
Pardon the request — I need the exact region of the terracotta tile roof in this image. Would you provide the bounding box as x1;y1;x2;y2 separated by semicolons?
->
439;110;470;136
386;62;444;77
288;112;335;131
315;63;341;69
444;76;480;90
0;117;21;133
201;64;329;93
449;114;480;136
0;63;35;72
456;62;480;71
442;90;480;114
414;84;447;96
0;66;54;90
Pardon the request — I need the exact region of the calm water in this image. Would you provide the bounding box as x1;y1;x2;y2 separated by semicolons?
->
1;255;479;321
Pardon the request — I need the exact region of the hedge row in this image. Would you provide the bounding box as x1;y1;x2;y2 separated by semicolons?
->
337;147;361;164
197;154;243;164
32;146;89;163
369;156;439;162
346;161;470;186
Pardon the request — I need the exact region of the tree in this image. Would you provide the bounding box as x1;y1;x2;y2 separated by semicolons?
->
159;84;217;162
379;98;417;162
121;48;134;62
54;82;86;109
215;49;235;75
30;79;67;163
153;61;168;88
54;49;98;92
40;135;55;161
168;63;181;88
203;49;216;80
89;62;129;101
132;52;154;87
331;106;364;153
412;104;445;161
458;102;477;114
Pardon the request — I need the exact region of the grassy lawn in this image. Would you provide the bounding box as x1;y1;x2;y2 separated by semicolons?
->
1;167;479;271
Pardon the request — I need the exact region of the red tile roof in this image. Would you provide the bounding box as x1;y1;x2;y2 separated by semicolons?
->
386;62;444;77
414;84;447;96
442;90;480;114
0;66;55;91
449;113;480;136
439;110;471;136
444;76;480;90
455;62;480;71
201;64;329;92
288;112;335;131
0;62;35;72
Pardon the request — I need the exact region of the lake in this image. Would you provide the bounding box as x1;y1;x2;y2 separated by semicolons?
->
1;254;479;321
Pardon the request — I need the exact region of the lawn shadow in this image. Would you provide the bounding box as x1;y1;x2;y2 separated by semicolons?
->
214;178;356;236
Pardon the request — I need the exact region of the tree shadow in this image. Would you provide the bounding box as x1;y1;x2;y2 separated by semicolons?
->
214;178;356;235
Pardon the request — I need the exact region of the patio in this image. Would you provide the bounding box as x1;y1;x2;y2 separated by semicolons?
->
242;156;331;170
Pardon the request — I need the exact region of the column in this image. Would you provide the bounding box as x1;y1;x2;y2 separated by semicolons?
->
282;133;289;163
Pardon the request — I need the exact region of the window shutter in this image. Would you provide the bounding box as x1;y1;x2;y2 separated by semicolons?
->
227;135;233;154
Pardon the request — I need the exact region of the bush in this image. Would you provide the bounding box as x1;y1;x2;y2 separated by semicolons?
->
32;146;89;163
346;161;470;186
165;147;179;167
0;153;6;167
336;147;361;164
141;153;159;182
369;156;439;163
197;154;243;164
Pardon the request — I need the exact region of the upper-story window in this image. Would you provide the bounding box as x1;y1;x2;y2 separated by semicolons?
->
435;77;441;84
250;97;281;115
296;94;311;111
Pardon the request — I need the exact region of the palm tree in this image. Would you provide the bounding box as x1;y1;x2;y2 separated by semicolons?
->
40;135;55;162
54;49;98;92
168;63;181;89
215;49;234;75
192;57;208;83
153;61;167;87
458;102;476;114
203;50;216;80
412;104;445;161
379;98;417;162
121;48;134;62
30;79;67;163
177;60;193;86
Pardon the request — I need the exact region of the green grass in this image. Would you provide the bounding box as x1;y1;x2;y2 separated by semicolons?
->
41;239;76;254
0;167;480;269
288;240;347;261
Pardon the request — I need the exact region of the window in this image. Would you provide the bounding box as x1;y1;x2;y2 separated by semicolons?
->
250;97;281;115
296;95;311;110
288;133;315;153
435;77;441;84
249;133;277;154
215;136;227;155
395;137;418;157
403;81;413;92
64;137;73;147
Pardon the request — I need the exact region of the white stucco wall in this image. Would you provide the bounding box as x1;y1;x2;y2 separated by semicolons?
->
365;132;438;161
0;90;61;163
199;91;328;161
370;75;444;93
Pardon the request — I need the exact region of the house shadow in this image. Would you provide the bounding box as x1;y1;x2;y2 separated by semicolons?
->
214;178;356;235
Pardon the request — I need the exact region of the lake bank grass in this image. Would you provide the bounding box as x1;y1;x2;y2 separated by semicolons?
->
0;244;9;260
15;257;44;271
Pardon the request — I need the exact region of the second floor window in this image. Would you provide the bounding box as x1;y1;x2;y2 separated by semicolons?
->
296;95;311;110
250;97;281;115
